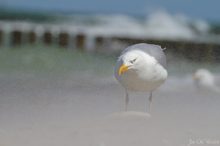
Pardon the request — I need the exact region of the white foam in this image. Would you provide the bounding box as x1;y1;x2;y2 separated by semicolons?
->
67;10;211;40
144;11;195;39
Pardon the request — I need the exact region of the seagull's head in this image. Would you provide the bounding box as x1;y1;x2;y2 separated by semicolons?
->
193;69;215;86
118;50;146;76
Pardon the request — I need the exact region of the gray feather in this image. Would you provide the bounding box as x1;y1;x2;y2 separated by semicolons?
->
121;43;167;69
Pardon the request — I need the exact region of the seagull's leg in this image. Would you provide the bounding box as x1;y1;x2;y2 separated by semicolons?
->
125;89;129;111
148;92;153;113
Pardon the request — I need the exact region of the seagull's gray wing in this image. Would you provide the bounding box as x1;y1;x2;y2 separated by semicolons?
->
122;43;167;69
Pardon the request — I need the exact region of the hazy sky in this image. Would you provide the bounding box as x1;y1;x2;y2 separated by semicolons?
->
2;0;220;22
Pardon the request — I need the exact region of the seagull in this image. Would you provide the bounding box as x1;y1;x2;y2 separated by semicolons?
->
193;68;220;93
114;43;168;112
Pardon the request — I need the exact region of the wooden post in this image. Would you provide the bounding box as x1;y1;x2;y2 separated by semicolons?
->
75;33;85;50
11;30;22;46
43;31;53;45
95;36;104;51
58;32;69;48
28;31;37;44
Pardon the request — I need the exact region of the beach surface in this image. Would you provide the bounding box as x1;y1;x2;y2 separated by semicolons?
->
0;47;220;146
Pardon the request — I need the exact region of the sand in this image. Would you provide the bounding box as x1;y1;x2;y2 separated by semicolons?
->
0;73;220;146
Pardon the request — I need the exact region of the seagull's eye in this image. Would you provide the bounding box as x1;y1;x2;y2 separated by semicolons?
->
130;58;137;64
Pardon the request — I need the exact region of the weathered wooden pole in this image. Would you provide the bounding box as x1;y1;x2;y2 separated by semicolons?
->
58;32;69;48
75;33;86;50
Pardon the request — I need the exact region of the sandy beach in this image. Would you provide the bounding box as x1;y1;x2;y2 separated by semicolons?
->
0;70;220;146
0;47;219;146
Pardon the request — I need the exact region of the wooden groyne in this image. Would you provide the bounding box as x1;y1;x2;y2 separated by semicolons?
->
0;21;220;62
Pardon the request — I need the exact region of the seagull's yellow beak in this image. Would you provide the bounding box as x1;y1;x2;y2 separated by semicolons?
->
118;64;129;75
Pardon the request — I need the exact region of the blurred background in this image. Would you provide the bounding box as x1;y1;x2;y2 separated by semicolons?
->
0;0;220;146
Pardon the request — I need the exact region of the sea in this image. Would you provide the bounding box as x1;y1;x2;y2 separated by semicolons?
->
57;10;220;42
1;10;220;42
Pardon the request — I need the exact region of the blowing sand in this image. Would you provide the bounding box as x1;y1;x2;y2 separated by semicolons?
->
0;72;219;146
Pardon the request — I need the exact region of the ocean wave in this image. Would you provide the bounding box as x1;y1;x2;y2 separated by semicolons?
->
0;10;213;42
67;10;211;40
